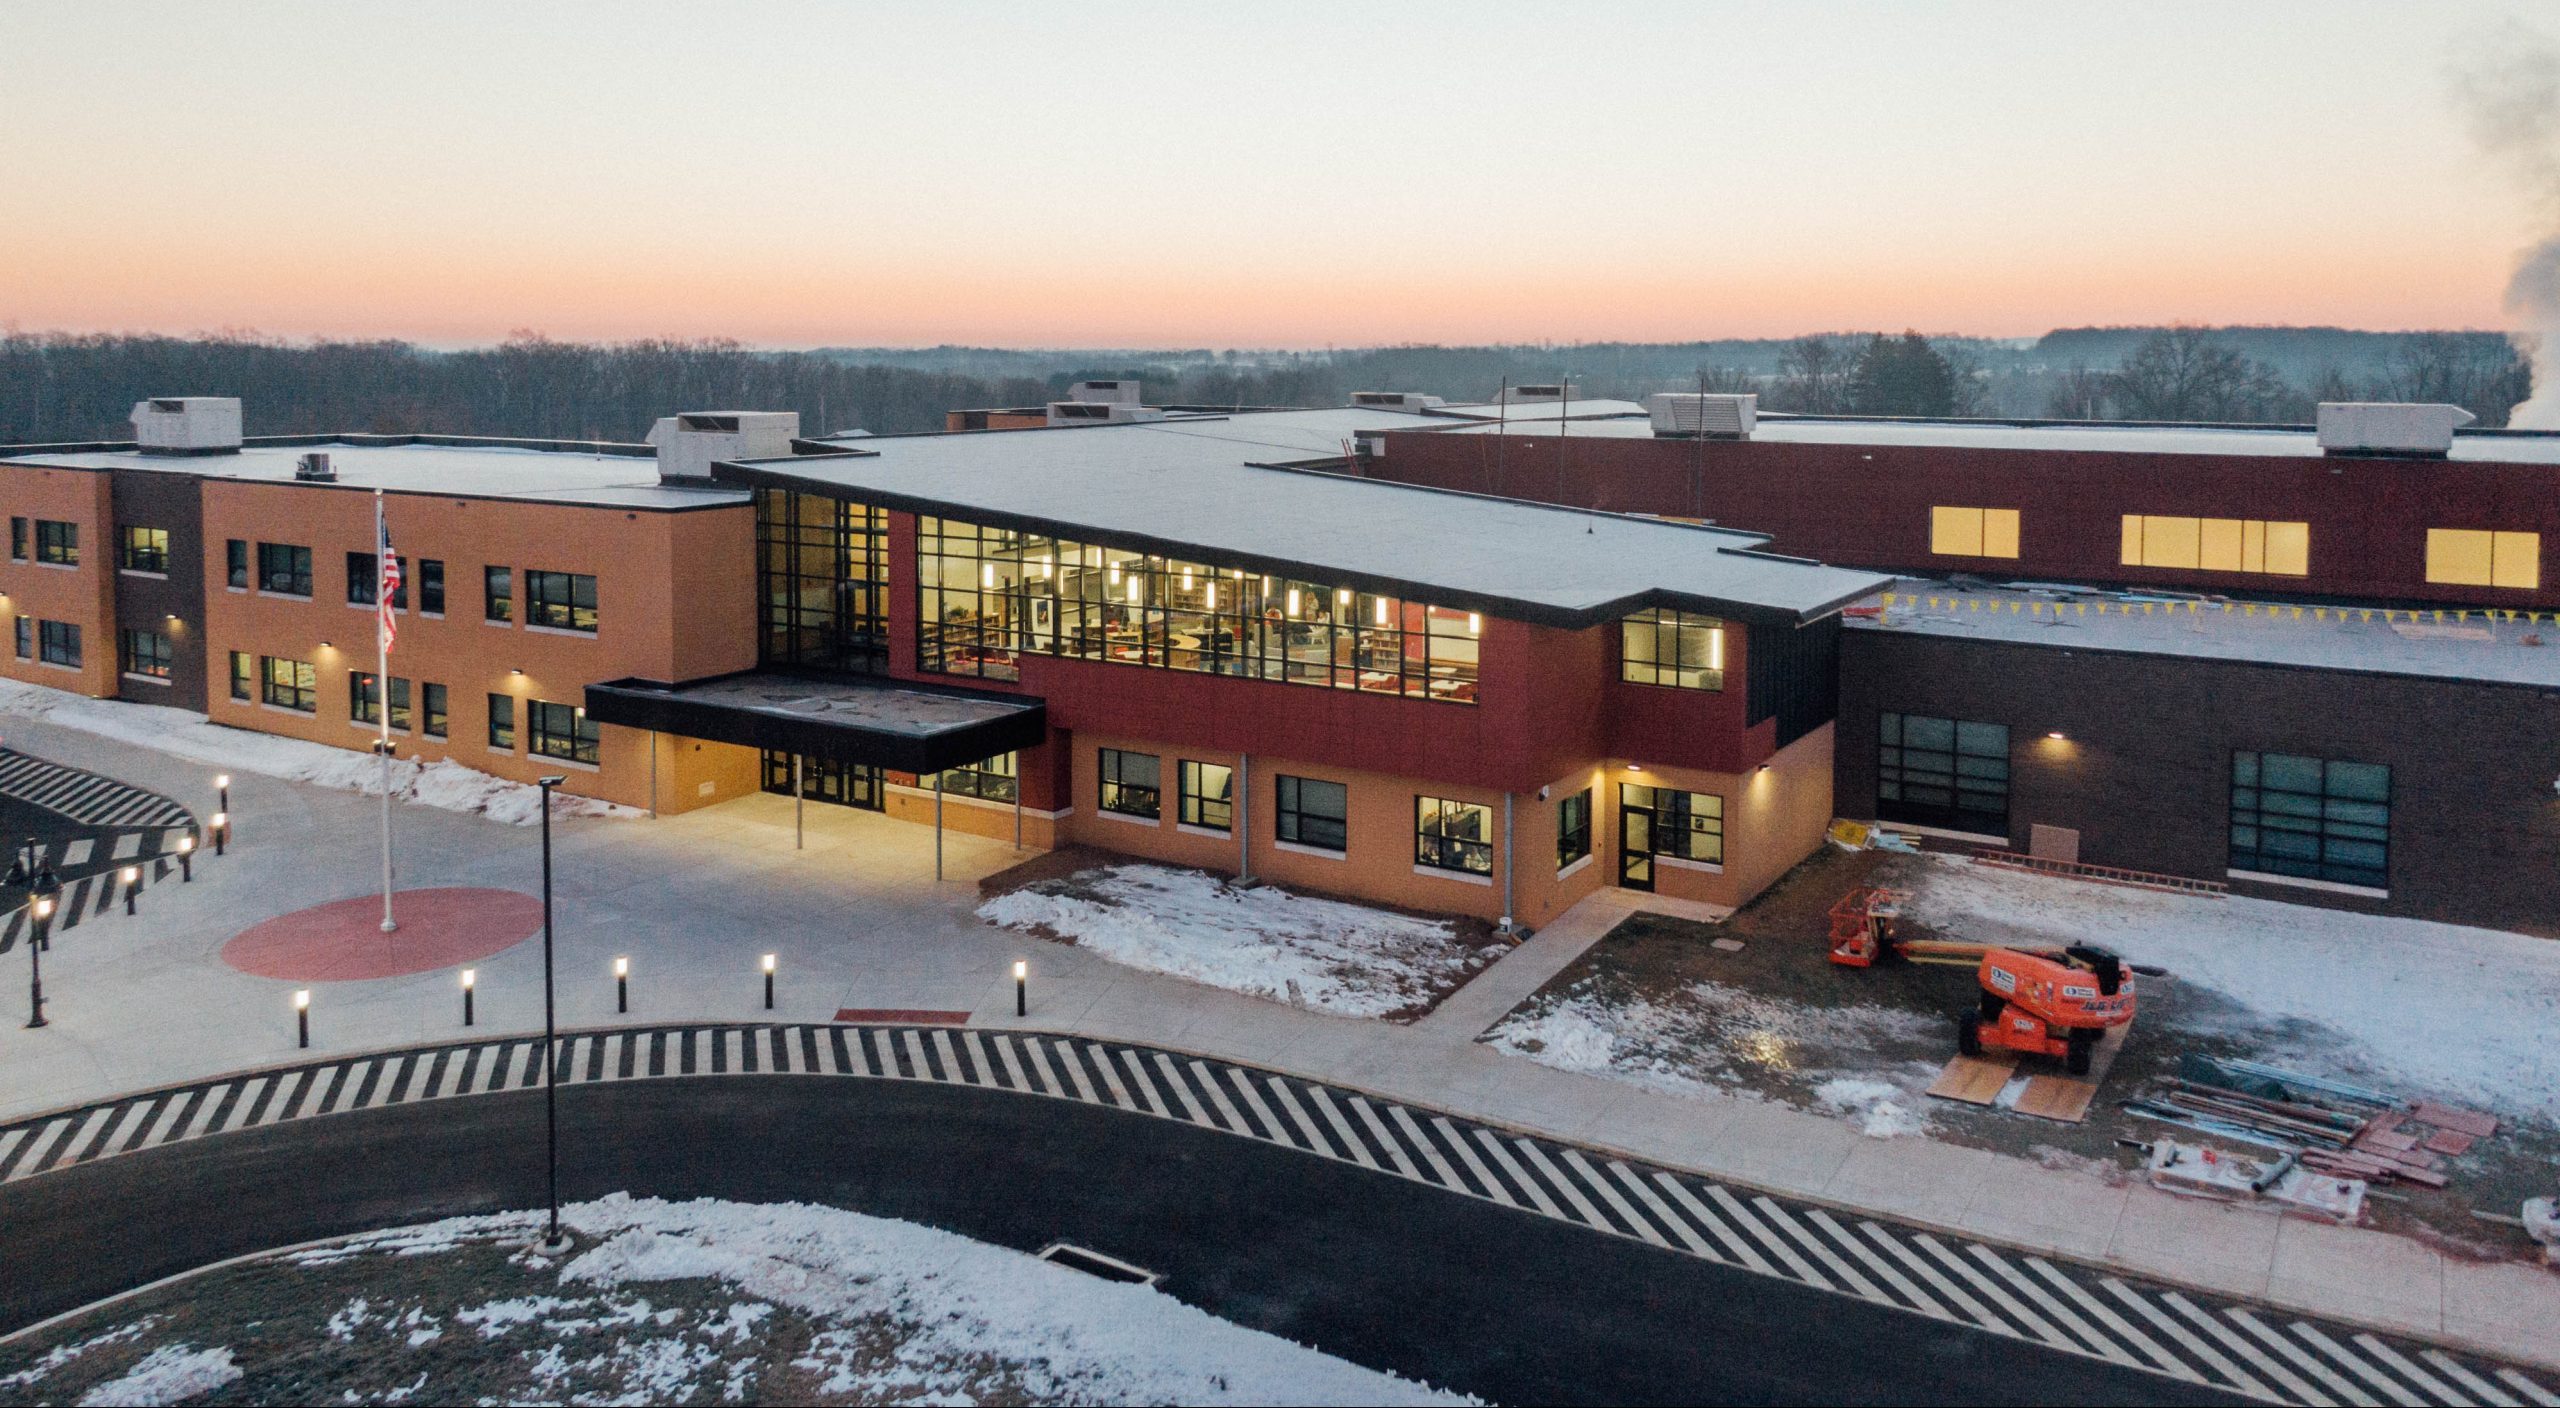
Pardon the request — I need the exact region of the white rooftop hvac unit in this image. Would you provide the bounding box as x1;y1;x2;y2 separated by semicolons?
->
1349;391;1446;413
129;396;243;454
645;410;802;482
1045;401;1165;427
1066;379;1143;406
2315;402;2476;458
1646;393;1757;439
1501;383;1579;404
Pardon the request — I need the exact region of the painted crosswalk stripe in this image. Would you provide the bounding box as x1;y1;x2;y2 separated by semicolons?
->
2287;1322;2425;1407
931;1030;969;1084
1263;1078;1335;1156
1223;1067;1283;1142
1514;1139;1611;1229
1867;1223;2005;1332
1708;1185;1830;1291
2101;1281;2269;1400
2156;1293;2322;1404
1966;1242;2132;1365
1186;1061;1246;1132
1383;1103;1461;1190
60;839;93;867
2024;1257;2188;1378
1300;1085;1377;1169
1560;1148;1666;1246
1425;1117;1510;1205
1019;1037;1067;1099
223;1077;275;1131
1928;1239;2072;1351
0;1123;32;1178
1469;1130;1561;1217
1077;1044;1128;1109
2417;1350;2521;1407
1113;1049;1167;1116
983;1033;1025;1090
127;1094;188;1152
73;1104;135;1162
2497;1369;2560;1408
1049;1039;1101;1103
1348;1097;1421;1180
1753;1197;1883;1303
5;1119;73;1179
2356;1334;2466;1405
1607;1162;1714;1257
1655;1176;1774;1275
892;1029;928;1081
1143;1052;1202;1124
1817;1209;1947;1319
2224;1309;2355;1404
861;1028;894;1079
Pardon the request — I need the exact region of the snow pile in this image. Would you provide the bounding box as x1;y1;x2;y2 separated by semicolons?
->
74;1344;240;1407
979;864;1493;1020
1902;855;2560;1123
1813;1077;1926;1139
0;677;634;827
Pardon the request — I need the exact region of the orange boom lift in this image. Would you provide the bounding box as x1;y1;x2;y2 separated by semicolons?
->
1828;887;2137;1074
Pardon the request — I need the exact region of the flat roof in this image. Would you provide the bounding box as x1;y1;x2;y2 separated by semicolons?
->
1437;414;2560;465
1850;578;2560;688
764;407;1890;625
1;436;751;511
582;670;1045;774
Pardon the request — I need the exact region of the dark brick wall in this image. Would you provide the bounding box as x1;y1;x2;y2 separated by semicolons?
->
108;470;207;712
1836;628;2560;936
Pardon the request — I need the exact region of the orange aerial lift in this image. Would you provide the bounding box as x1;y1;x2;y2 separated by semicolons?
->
1829;886;2137;1074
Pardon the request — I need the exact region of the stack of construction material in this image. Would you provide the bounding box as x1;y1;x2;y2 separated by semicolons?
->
2145;1141;2368;1223
2125;1056;2500;1192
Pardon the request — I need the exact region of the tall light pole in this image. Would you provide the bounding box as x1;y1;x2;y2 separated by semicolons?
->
536;774;569;1253
23;895;53;1028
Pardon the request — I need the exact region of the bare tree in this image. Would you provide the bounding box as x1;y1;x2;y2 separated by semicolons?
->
1771;335;1861;413
2108;327;2298;421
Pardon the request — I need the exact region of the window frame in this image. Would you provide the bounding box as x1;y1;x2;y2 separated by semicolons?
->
118;627;173;680
1557;787;1593;869
484;566;513;624
1275;774;1348;852
421;682;449;739
1415;795;1495;875
117;526;171;575
8;517;24;562
1876;710;2011;838
524;569;598;633
2230;750;2390;892
487;692;516;750
1618;607;1726;690
33;520;78;567
37;619;80;668
2424;528;2540;591
228;650;253;701
931;751;1018;802
1097;747;1162;820
527;698;599;765
257;542;313;597
226;539;248;590
259;655;316;712
418;558;446;615
1177;759;1234;832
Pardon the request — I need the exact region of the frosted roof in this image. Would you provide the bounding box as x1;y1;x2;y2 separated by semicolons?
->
4;439;749;510
763;408;1889;623
1444;415;2560;464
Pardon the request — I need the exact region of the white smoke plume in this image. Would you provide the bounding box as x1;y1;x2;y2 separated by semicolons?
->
2450;20;2560;427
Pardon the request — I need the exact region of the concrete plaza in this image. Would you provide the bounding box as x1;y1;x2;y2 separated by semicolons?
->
1;709;2552;1375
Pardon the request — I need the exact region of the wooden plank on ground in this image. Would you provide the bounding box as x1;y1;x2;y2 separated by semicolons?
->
2420;1128;2476;1157
1926;1054;2015;1105
2412;1102;2498;1139
2014;1075;2099;1124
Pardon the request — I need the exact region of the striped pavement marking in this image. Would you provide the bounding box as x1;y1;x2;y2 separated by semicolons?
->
0;1022;2545;1407
1;852;186;954
0;749;195;830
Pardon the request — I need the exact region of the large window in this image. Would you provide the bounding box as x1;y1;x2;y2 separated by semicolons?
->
1620;608;1725;690
1930;506;2020;559
757;490;889;673
2425;529;2539;591
119;628;172;680
258;542;313;596
919;515;1481;703
11;617;27;659
351;673;412;731
226;539;248;590
1276;775;1347;851
34;520;77;567
7;517;23;561
38;620;81;667
528;699;598;764
1877;712;2010;837
1178;760;1234;831
347;551;407;609
1621;783;1724;864
1098;748;1161;819
2119;516;2308;576
261;656;316;711
422;682;448;739
486;693;515;750
484;566;512;623
1557;788;1592;869
932;751;1017;802
1416;796;1494;875
118;526;170;574
2231;752;2390;891
228;650;252;701
525;570;598;632
418;559;446;614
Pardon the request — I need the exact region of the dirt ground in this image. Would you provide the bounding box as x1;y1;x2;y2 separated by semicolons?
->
1494;842;2558;1263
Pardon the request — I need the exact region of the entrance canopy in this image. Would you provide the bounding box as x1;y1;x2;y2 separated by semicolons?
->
583;670;1046;774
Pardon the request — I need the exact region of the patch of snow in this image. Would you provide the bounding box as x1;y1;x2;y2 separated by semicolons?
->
0;678;636;827
1813;1077;1928;1139
1901;854;2560;1123
979;864;1491;1020
76;1344;241;1407
454;1295;579;1339
0;1318;160;1391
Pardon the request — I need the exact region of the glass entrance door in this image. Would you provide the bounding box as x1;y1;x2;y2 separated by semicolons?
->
761;751;884;811
1620;802;1656;891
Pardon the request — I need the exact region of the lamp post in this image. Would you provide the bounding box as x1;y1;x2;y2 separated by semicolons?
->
614;956;629;1014
294;988;311;1049
24;895;53;1028
215;774;230;833
536;775;568;1254
210;810;228;857
29;867;58;953
120;865;141;916
176;833;194;882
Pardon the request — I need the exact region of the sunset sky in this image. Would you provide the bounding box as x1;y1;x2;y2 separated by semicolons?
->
2;0;2551;348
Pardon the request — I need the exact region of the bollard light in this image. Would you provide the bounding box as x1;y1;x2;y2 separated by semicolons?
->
215;775;231;835
120;865;140;916
461;967;477;1027
176;832;195;881
210;811;228;856
762;952;777;1011
1014;959;1029;1018
294;988;311;1048
614;955;630;1014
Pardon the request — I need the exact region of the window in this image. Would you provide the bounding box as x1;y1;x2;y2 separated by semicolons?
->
487;693;515;749
8;517;23;561
2231;752;2390;891
118;526;170;574
1877;711;2010;836
13;617;30;659
229;650;252;701
1098;748;1161;819
2119;516;2308;576
37;620;80;667
1621;783;1724;864
525;570;598;632
757;490;889;673
347;552;407;609
422;683;448;739
119;628;172;680
916;514;1480;703
932;751;1017;802
1930;506;2020;559
1416;796;1495;875
1275;775;1348;851
484;567;512;623
2425;529;2540;591
1620;608;1726;690
1178;760;1234;831
258;542;313;596
350;673;413;730
1557;788;1592;869
226;539;248;590
260;656;316;711
34;520;78;567
419;559;446;614
528;699;599;765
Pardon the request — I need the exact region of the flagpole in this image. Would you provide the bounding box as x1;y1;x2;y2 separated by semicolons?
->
376;489;397;935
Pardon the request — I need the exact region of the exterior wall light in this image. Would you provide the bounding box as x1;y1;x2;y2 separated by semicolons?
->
510;668;524;676
1626;762;1645;773
2047;731;2068;740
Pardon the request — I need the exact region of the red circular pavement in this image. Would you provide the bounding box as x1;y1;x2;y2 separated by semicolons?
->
221;888;545;981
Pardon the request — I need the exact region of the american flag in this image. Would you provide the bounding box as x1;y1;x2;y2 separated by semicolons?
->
377;522;401;654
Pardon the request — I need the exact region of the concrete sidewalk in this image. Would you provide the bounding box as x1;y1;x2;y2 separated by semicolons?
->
2;708;2553;1375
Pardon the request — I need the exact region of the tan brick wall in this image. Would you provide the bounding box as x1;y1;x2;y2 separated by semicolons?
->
0;465;118;699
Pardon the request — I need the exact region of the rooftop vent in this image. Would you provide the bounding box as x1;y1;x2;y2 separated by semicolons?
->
1350;391;1446;412
2315;402;2476;458
645;410;802;483
1066;379;1143;406
293;452;336;482
129;396;242;455
1501;383;1578;404
1045;401;1166;427
1647;393;1757;440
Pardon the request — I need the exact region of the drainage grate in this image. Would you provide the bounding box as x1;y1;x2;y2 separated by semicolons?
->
1036;1242;1159;1286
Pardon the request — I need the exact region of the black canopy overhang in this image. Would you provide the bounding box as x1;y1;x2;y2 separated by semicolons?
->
712;459;1875;629
581;671;1048;776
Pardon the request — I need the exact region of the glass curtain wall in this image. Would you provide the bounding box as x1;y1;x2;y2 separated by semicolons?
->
758;489;890;673
919;516;1481;702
